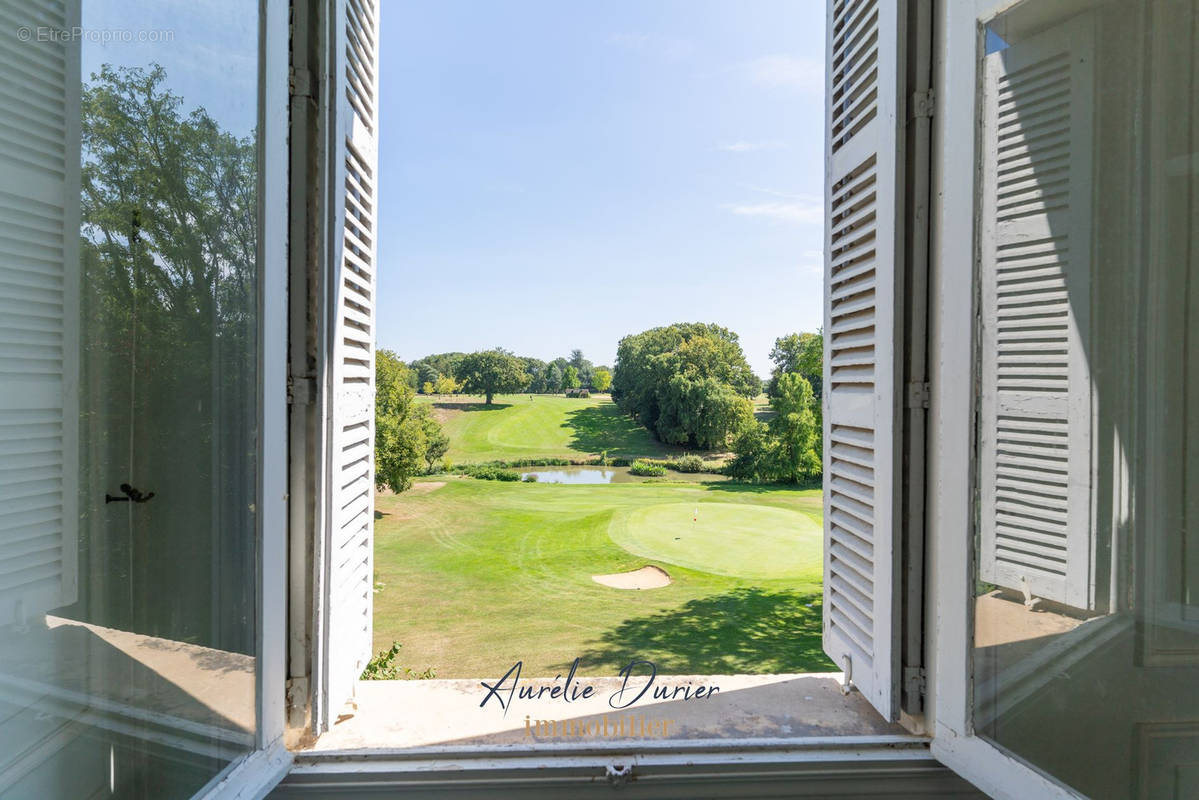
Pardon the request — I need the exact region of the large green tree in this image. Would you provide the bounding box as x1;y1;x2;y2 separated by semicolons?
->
562;365;581;390
592;366;613;392
768;331;823;401
375;349;447;492
767;373;821;482
458;349;529;404
611;323;758;448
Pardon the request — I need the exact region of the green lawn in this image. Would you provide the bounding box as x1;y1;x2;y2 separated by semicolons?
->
373;477;831;677
420;393;683;463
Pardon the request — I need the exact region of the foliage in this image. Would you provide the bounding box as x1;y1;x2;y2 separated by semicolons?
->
562;364;581;390
768;331;823;402
360;642;436;680
592;366;613;392
569;349;594;388
726;420;775;481
463;464;522;481
522;473;539;482
544;363;564;393
376;349;450;492
668;454;705;473
434;374;459;395
458;349;529;404
767;373;821;482
422;381;435;395
630;459;667;477
611;323;758;449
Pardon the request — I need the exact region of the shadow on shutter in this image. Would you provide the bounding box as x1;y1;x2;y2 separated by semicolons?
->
0;0;80;629
321;0;379;725
822;0;905;722
978;13;1095;612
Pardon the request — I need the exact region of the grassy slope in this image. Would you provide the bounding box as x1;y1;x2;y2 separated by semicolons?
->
420;394;682;463
373;478;830;677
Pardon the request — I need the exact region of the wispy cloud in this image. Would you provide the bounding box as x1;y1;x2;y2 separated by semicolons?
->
718;140;784;153
607;32;695;61
739;54;823;93
723;198;822;225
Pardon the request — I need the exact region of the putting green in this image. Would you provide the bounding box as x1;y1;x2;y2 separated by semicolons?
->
607;502;822;580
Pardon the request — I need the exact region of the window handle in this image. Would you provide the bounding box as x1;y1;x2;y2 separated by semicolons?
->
105;483;156;504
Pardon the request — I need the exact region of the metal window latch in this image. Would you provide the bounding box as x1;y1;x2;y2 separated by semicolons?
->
605;763;633;787
840;654;854;696
105;483;155;504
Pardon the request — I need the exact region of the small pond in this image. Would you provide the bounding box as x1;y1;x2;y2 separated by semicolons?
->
519;466;727;484
520;467;627;484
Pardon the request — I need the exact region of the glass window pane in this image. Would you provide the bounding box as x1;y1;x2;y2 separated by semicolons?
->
972;1;1199;797
0;2;261;797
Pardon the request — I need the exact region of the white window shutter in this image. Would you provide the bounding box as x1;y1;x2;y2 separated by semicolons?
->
0;0;81;628
978;14;1095;611
323;0;379;718
822;0;906;721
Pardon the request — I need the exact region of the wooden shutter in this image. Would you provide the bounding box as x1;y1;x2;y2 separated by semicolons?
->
822;0;906;721
0;0;80;628
978;14;1095;611
323;0;379;719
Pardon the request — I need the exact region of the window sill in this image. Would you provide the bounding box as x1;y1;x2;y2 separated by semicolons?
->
296;672;908;752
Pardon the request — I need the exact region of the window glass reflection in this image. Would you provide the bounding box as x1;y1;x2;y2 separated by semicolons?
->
0;2;260;797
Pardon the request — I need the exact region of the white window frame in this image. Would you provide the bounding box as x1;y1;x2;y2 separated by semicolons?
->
194;0;294;795
924;1;1091;797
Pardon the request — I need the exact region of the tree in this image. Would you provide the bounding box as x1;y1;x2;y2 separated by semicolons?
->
726;420;774;481
458;349;528;404
569;349;594;388
422;381;435;395
562;365;581;390
545;363;564;393
376;349;443;492
768;331;823;401
592;367;613;392
434;374;457;395
522;357;547;393
416;363;439;391
421;415;450;473
611;323;758;448
767;373;821;482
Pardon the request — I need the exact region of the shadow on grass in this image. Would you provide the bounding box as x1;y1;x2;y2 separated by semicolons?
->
569;588;834;675
432;402;512;412
564;405;673;457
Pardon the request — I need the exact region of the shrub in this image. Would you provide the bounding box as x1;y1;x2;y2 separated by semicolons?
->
463;464;521;481
522;473;538;482
360;642;436;680
669;454;705;473
629;459;667;477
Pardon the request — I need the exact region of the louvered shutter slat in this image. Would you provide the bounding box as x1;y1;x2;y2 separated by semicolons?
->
0;0;79;628
822;0;904;721
322;0;380;723
979;14;1095;611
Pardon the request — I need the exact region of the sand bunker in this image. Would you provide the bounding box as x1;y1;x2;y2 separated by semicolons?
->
592;565;671;590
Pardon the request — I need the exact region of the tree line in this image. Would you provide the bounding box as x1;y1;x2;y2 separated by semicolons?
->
406;348;612;403
609;323;823;484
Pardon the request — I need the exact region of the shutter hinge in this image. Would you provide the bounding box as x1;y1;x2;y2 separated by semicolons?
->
289;66;312;99
910;88;935;119
288;375;317;406
905;381;930;409
903;666;927;702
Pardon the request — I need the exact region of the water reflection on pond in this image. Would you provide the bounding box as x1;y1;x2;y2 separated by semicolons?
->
519;466;727;484
520;468;623;484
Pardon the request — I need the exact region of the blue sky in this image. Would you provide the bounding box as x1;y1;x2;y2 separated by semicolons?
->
377;0;825;376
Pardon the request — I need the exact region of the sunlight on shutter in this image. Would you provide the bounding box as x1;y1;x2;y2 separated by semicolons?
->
978;14;1095;611
822;0;904;721
325;0;379;721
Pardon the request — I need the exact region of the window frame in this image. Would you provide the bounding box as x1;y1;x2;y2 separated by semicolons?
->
924;0;1093;797
193;0;294;795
